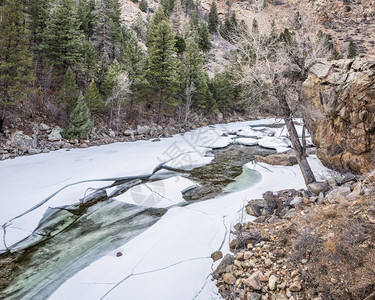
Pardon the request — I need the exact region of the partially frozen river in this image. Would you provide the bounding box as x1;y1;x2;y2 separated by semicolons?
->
0;119;329;299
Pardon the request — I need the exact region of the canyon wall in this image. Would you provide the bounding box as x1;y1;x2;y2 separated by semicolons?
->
302;57;375;174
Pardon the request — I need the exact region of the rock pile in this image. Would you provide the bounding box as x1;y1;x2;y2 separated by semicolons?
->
213;172;375;300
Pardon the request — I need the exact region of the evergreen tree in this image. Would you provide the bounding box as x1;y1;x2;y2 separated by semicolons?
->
146;7;168;47
347;41;357;58
160;0;175;16
175;35;186;54
190;11;200;32
0;0;35;129
28;0;51;60
82;40;97;80
182;40;210;109
77;0;96;39
208;1;219;34
60;67;79;113
210;71;234;114
147;20;180;121
92;0;123;60
123;31;148;116
171;0;183;35
97;52;110;90
85;80;103;111
43;0;84;70
198;22;212;53
132;12;147;40
139;0;148;12
62;93;94;139
103;59;123;98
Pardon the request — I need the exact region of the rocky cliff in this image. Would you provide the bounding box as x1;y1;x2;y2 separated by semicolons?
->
302;57;375;174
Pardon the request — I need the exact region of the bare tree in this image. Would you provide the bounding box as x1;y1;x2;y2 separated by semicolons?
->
107;72;132;132
183;82;196;125
231;6;330;184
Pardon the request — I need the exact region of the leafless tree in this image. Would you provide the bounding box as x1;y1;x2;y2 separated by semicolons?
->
183;82;196;125
107;72;132;132
231;6;330;184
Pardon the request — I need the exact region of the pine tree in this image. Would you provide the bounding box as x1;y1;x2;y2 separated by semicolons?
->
43;0;84;70
132;12;147;40
183;40;209;109
0;0;35;129
92;0;123;60
146;7;168;48
139;0;148;12
77;0;96;39
160;0;175;16
147;20;179;121
103;59;123;98
85;80;103;111
82;40;97;80
210;71;234;114
208;1;219;34
198;22;212;53
347;41;357;58
62;92;94;139
97;52;110;90
28;0;51;60
123;31;148;116
60;67;79;113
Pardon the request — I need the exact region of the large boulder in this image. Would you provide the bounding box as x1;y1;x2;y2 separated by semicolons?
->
10;131;33;151
137;125;151;135
302;58;375;174
254;152;298;166
48;128;62;142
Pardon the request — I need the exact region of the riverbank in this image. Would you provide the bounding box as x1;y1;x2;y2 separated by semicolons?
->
0;119;328;299
214;171;375;300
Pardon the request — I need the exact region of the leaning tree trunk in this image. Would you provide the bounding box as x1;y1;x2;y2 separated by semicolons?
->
278;86;316;185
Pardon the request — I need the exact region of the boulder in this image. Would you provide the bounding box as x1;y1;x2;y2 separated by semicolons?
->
212;254;234;279
254;153;298;166
326;186;352;203
307;181;330;195
11;131;33;151
39;123;50;131
108;129;116;138
48;128;62;142
28;149;42;155
137;125;151;135
290;197;303;207
246;199;274;217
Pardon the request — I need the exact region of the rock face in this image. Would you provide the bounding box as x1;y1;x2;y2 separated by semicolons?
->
302;58;375;174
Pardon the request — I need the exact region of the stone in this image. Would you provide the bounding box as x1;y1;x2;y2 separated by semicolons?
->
39;123;50;131
254;153;298;166
42;148;50;153
28;148;42;155
246;199;274;217
48;128;62;142
123;129;134;136
245;271;263;290
11;131;33;151
108;129;116;138
137;125;151;135
347;182;362;200
223;273;236;285
116;252;122;257
268;275;277;290
289;281;302;292
156;125;163;133
264;258;272;267
307;181;330;195
290;197;303;207
212;254;234;279
249;293;261;300
326;186;351;203
211;250;223;261
244;251;252;260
